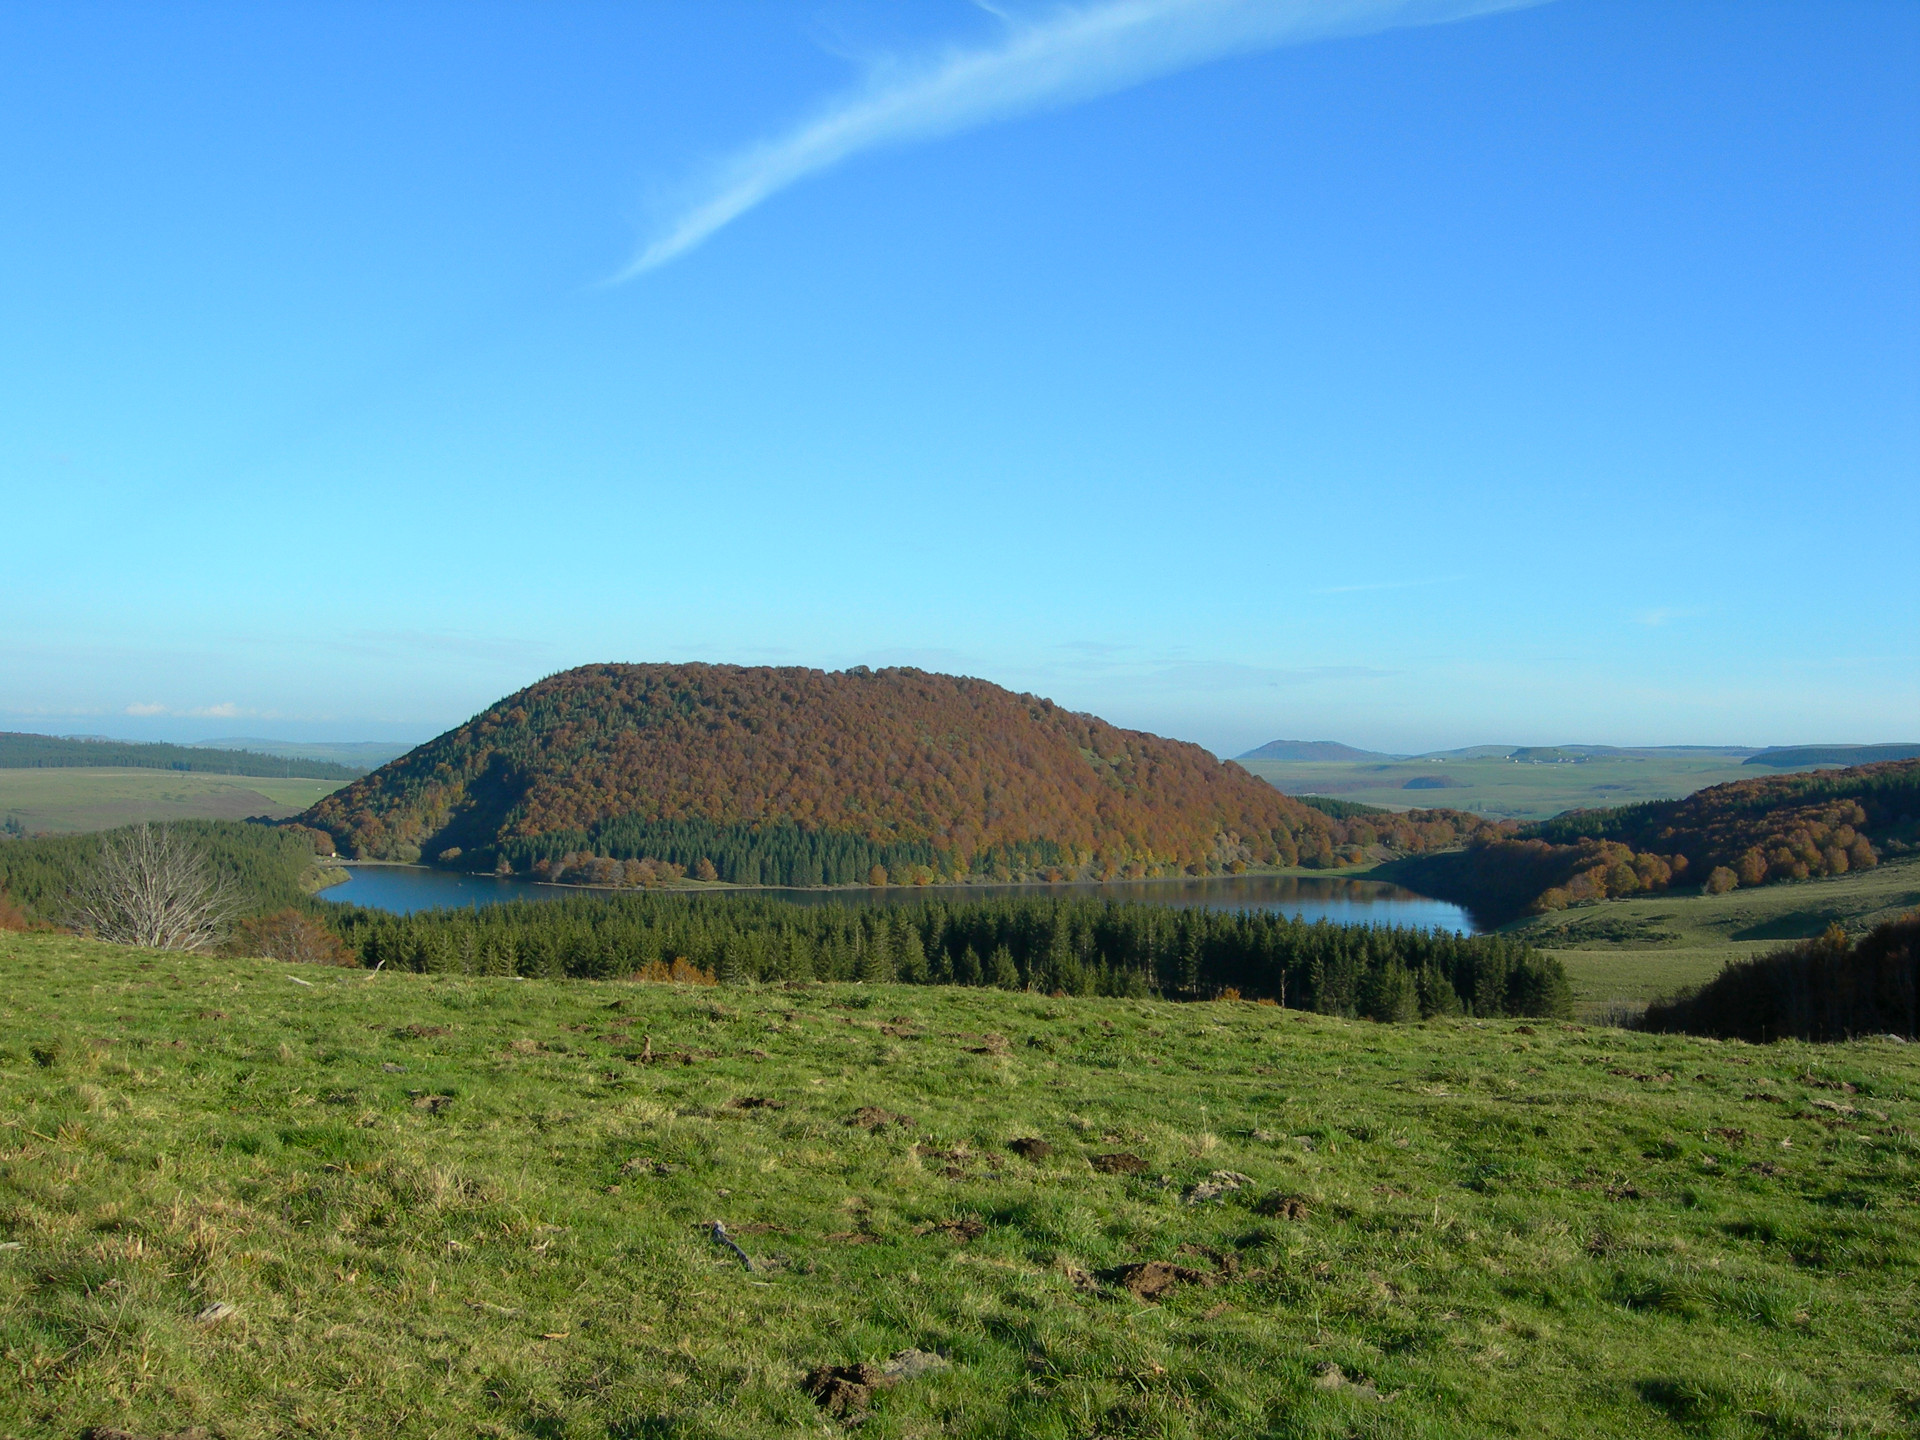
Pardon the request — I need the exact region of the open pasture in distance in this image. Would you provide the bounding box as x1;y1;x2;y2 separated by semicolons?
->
1239;751;1764;821
1507;855;1920;1020
2;934;1916;1438
0;767;344;835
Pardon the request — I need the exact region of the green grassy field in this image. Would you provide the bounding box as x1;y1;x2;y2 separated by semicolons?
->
1239;754;1769;822
3;934;1916;1437
1504;856;1920;1021
0;768;344;836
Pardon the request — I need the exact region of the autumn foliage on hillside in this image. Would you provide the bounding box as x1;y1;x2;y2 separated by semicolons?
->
1392;759;1920;923
300;664;1496;884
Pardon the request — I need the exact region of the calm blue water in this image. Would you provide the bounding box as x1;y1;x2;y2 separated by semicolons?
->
324;865;1476;934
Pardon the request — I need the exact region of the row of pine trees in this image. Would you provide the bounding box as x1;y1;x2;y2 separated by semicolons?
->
323;891;1571;1022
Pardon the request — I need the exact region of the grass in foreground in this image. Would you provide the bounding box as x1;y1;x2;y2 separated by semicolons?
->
1508;856;1920;1018
2;933;1916;1438
0;769;345;836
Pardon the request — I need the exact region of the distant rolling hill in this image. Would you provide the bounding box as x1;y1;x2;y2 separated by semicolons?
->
1745;744;1920;768
194;737;417;770
1237;739;1398;762
299;664;1496;882
0;731;362;781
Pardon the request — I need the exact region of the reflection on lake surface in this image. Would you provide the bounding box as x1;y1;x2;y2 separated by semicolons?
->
326;865;1475;934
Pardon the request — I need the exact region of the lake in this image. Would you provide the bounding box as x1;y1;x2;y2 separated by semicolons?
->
324;865;1477;933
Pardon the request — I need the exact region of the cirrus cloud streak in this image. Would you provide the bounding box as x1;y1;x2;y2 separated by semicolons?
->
618;0;1543;278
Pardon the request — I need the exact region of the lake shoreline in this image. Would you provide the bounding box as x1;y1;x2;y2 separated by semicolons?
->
319;862;1478;933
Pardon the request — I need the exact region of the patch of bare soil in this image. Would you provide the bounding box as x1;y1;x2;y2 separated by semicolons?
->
805;1362;890;1416
847;1105;915;1131
914;1143;972;1179
409;1093;453;1114
1104;1260;1211;1302
1256;1194;1311;1220
803;1350;951;1416
725;1096;784;1110
401;1023;449;1039
965;1032;1011;1056
918;1218;986;1242
624;1038;713;1066
1090;1152;1148;1175
1007;1137;1053;1160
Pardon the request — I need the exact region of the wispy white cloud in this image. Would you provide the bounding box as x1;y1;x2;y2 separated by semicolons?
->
617;0;1542;279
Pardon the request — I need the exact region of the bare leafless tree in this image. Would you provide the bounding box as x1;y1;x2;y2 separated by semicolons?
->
70;824;240;951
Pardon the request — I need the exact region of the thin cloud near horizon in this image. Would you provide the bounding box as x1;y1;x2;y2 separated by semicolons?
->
616;0;1544;280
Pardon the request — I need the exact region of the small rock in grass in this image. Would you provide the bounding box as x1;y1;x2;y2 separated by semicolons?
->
881;1347;951;1381
1184;1170;1253;1205
194;1301;238;1326
380;1062;406;1073
1314;1361;1395;1401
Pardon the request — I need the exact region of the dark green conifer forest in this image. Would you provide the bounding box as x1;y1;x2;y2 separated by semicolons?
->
323;891;1570;1022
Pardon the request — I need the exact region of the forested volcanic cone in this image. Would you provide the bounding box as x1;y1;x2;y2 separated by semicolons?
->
299;663;1488;885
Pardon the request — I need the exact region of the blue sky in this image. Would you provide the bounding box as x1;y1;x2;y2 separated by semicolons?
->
3;0;1914;756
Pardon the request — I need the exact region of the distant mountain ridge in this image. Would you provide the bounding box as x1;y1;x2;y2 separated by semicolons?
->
300;664;1498;883
0;731;363;782
1242;739;1762;763
1237;740;1399;762
195;737;417;769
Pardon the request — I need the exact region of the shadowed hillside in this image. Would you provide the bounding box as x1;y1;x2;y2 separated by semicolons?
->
1643;913;1919;1042
300;665;1497;884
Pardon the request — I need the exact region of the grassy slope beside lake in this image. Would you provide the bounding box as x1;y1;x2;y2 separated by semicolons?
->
1507;855;1920;1020
2;935;1915;1438
0;769;346;835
